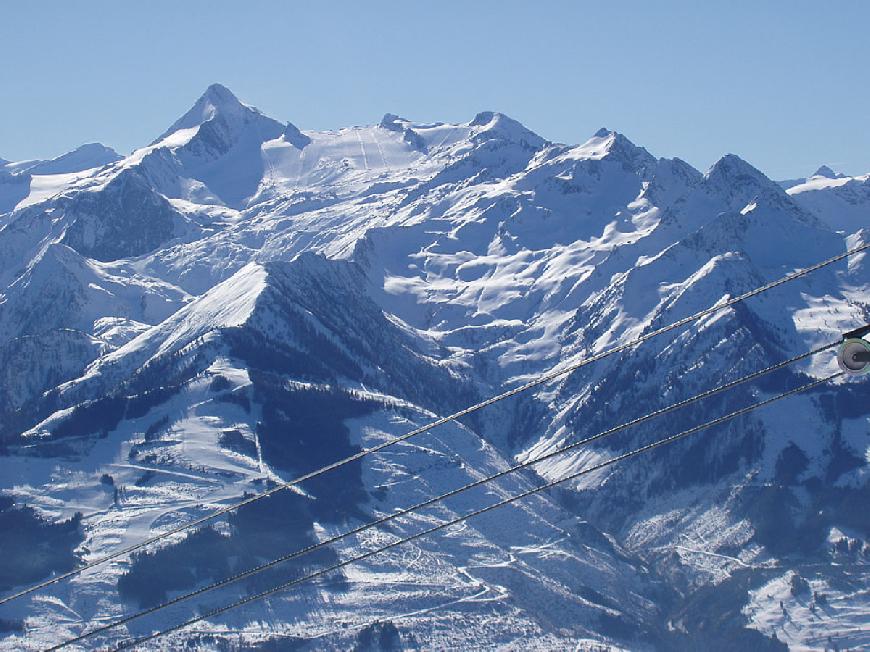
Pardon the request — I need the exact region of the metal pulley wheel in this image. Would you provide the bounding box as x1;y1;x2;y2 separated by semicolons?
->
838;338;870;375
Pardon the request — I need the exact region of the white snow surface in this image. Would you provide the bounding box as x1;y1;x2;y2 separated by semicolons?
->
0;84;868;650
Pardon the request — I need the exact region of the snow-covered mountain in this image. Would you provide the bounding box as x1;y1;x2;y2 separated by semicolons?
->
1;143;120;178
0;84;867;651
0;144;121;215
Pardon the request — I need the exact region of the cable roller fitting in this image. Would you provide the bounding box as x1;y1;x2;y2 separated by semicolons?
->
838;324;870;375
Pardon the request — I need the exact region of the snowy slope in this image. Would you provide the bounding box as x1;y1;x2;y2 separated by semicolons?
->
787;170;870;235
0;84;868;651
0;143;120;177
0;256;666;651
0;144;121;215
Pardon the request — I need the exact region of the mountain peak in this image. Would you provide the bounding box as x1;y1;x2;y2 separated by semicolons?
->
28;143;121;175
812;164;843;179
202;82;238;103
154;83;271;144
468;111;546;149
704;153;798;212
604;128;637;150
572;127;656;172
706;153;768;183
581;128;640;151
185;83;250;123
470;110;499;127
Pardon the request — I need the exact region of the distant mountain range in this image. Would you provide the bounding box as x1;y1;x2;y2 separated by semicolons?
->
0;84;867;651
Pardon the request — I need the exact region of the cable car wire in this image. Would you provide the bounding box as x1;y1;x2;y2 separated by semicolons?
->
3;241;866;608
47;340;839;650
111;372;842;651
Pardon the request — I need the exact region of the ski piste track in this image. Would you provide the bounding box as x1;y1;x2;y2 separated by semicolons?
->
3;242;869;650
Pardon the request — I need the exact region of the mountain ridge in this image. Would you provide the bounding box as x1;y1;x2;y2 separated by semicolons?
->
0;83;867;651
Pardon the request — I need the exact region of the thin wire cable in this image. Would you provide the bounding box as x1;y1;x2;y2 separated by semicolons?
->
48;340;838;650
113;372;841;651
5;241;865;607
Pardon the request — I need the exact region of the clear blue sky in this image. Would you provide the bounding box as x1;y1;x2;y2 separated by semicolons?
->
1;1;868;179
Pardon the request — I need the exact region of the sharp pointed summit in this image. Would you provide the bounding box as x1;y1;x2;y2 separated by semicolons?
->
703;153;796;211
706;153;771;186
570;127;657;174
153;83;282;145
812;164;844;179
594;127;646;155
137;83;287;207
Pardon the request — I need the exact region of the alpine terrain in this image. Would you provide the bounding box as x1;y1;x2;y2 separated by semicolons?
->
0;84;867;651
